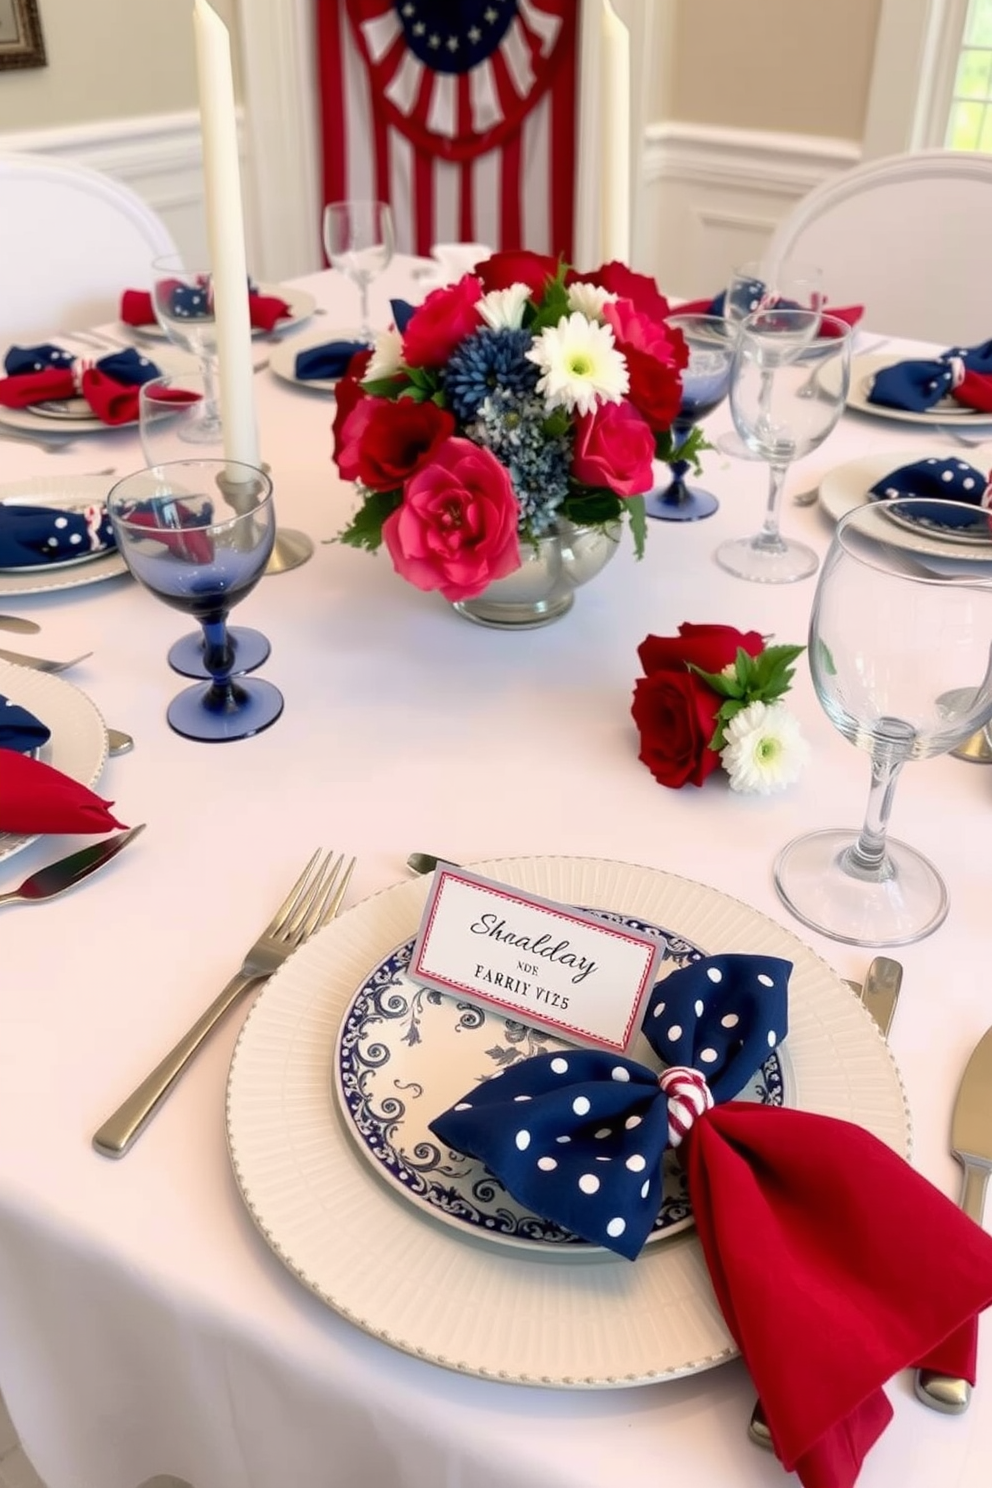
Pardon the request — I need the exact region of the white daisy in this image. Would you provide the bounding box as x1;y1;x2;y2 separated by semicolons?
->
526;312;629;417
364;327;404;382
566;281;616;319
477;283;532;331
720;701;810;795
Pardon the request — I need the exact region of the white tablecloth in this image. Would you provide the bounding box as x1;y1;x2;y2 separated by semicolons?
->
1;259;990;1488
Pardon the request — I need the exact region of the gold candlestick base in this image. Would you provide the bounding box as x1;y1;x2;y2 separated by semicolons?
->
951;725;992;764
266;528;314;575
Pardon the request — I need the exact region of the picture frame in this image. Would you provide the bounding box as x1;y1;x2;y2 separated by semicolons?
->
0;0;46;71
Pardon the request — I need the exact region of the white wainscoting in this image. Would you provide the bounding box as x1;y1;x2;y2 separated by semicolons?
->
636;122;863;300
0;110;247;272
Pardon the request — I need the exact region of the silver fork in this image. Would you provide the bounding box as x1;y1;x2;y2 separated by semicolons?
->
91;849;356;1157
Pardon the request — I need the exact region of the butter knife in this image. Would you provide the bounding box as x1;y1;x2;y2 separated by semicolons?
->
914;1023;992;1414
0;646;92;673
749;957;903;1451
0;824;146;907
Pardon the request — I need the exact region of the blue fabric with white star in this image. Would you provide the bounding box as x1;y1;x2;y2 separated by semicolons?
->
429;952;791;1260
869;457;990;530
4;343;161;388
867;339;992;413
396;1;517;75
0;503;116;569
0;694;50;754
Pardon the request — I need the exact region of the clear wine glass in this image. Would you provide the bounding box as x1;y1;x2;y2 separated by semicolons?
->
323;200;395;345
138;372;272;681
715;308;852;583
107;459;283;743
716;259;823;460
774;496;992;945
645;314;735;522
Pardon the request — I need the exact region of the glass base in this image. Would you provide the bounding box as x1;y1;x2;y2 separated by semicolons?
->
715;534;819;583
774;827;949;946
452;591;574;628
168;626;271;679
645;481;719;522
266;528;314;575
166;675;284;742
715;429;761;461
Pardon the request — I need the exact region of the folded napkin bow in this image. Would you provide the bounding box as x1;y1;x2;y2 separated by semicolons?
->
432;952;992;1488
0;501;116;569
0;751;125;834
0;694;50;753
867;339;992;413
672;287;863;338
0;342;164;426
120;282;292;335
294;339;368;382
869;456;992;530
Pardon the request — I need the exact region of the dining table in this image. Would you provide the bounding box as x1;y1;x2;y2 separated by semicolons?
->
1;253;991;1488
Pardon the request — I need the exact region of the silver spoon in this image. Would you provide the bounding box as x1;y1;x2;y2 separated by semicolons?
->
0;615;41;635
107;728;134;757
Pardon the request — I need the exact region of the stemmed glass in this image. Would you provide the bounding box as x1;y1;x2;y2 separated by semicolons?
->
323;200;395;345
150;254;314;576
645;314;735;522
107;460;283;742
715;308;852;583
774;497;992;945
138;371;271;681
716;260;823;460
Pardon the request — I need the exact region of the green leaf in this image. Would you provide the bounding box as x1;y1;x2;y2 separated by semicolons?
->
560;487;623;527
747;643;806;702
542;407;571;439
337;489;403;552
655;425;711;474
360;375;409;399
528;275;570;334
626;493;647;559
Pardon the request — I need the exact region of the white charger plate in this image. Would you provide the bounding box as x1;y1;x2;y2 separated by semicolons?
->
847;352;992;425
227;855;910;1389
0;477;129;595
122;284;317;343
0;661;108;866
0;345;196;435
819;452;992;565
268;326;366;394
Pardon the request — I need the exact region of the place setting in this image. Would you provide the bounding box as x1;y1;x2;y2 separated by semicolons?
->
845;336;992;430
0;474;129;597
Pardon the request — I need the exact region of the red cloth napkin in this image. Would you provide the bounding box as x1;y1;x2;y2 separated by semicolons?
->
0;369;198;427
0;751;126;834
683;1102;992;1488
120;287;292;334
953;369;992;412
670;297;864;337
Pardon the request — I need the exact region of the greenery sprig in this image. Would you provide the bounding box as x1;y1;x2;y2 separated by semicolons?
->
691;644;805;751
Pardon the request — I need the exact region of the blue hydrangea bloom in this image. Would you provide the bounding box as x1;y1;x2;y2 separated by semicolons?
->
443;327;539;422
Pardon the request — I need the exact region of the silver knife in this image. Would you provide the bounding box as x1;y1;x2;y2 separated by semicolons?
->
0;825;146;907
0;647;92;673
915;1023;992;1414
0;616;41;635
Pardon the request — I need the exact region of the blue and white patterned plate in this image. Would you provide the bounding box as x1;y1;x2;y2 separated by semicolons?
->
334;910;785;1258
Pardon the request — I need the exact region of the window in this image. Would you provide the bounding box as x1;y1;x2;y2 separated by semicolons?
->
946;0;992;148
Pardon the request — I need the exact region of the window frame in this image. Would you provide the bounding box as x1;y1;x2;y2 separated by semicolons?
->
863;0;970;158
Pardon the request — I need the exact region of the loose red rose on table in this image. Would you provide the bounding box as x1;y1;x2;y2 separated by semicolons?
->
401;276;484;367
474;250;561;297
572;399;655;497
381;437;521;602
639;623;765;678
632;667;725;788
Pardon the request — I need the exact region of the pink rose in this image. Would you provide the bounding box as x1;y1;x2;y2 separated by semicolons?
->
382;438;521;601
402;276;484;367
605;300;688;433
572;399;655;497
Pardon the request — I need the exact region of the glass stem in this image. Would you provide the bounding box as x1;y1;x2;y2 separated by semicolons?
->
662;419;694;506
201;356;223;434
841;749;907;883
200;616;241;712
359;279;372;344
752;461;789;553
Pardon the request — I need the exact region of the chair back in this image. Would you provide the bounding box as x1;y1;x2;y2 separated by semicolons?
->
767;150;992;344
0;152;177;340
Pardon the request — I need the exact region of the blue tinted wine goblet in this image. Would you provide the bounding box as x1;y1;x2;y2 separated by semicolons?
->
645;314;735;521
138;372;272;681
107;459;283;742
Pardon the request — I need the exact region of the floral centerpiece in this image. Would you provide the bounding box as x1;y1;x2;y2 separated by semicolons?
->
631;623;809;794
331;250;688;606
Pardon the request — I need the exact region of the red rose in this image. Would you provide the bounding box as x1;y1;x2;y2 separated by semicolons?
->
475;250;560;298
638;623;764;678
631;670;724;788
333;396;375;484
584;262;672;326
572;399;654;497
382;437;521;601
331;349;372;478
350;398;456;492
402;276;484;367
604;300;688;433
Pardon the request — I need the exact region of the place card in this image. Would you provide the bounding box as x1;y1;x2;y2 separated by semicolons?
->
408;865;662;1053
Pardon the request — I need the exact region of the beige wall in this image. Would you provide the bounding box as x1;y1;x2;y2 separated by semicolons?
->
663;0;881;139
0;0;239;133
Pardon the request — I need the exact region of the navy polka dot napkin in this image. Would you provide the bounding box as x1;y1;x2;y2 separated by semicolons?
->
0;343;164;426
0;694;50;753
869;456;991;530
0;502;116;569
4;343;160;388
867;339;992;412
430;952;790;1260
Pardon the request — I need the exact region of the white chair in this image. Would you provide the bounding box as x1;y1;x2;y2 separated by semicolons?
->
766;149;992;345
0;152;177;341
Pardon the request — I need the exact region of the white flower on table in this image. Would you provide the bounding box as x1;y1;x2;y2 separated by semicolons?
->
720;700;810;795
526;312;629;417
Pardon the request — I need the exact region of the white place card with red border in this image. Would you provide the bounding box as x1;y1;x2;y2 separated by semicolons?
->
408;865;662;1053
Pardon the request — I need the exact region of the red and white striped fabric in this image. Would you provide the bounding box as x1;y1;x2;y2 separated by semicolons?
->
316;0;577;259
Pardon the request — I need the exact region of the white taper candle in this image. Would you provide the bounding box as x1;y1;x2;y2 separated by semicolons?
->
600;0;631;265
